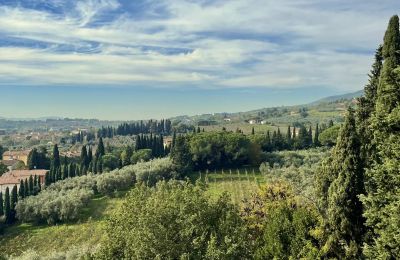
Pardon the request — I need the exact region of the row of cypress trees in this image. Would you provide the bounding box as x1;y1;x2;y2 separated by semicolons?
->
0;185;18;224
98;119;172;138
316;15;400;259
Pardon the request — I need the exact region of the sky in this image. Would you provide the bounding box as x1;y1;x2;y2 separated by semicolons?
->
0;0;398;120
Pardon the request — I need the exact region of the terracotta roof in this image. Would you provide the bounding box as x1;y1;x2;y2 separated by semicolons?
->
0;169;48;185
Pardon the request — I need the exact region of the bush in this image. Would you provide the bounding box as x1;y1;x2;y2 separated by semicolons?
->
97;180;251;259
130;149;152;164
242;182;319;260
319;125;340;146
16;188;93;224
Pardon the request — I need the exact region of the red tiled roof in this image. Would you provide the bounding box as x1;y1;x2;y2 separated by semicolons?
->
0;170;48;185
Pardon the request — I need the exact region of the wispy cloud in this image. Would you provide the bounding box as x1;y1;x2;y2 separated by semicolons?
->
0;0;397;90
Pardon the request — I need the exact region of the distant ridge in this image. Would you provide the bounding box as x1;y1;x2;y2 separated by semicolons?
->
310;90;364;105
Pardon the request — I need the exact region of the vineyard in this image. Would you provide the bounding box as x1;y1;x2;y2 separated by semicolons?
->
191;168;264;204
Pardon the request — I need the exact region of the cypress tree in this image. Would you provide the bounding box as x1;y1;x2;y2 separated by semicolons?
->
52;144;60;169
19;180;24;198
87;147;93;164
24;179;29;197
45;172;50;186
319;108;365;258
171;131;177;149
286;126;292;149
11;185;17;209
308;125;313;147
27;148;39;170
33;175;38;195
97;157;103;173
96;137;105;158
28;175;34;196
80;145;88;167
314;123;320;147
4;187;10;224
0;192;3;216
361;15;400;258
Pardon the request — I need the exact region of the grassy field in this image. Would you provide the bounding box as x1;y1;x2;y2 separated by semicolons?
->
0;193;125;257
190;168;265;204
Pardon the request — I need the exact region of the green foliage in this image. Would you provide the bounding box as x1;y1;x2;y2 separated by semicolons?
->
242;182;319;260
316;109;365;259
130;149;152;164
16;158;175;225
100;153;119;172
0;192;3;216
0;163;8;176
97;180;250;259
360;15;400;259
260;148;329;200
318;124;340;146
27;148;50;170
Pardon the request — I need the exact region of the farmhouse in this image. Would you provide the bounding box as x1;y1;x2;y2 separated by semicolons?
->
2;150;31;165
163;136;173;148
0;169;48;193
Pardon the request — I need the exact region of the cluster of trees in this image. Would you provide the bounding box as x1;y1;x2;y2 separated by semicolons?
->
0;186;18;225
97;119;172;138
135;134;168;157
27;147;50;170
45;139;107;187
314;15;400;259
170;124;326;172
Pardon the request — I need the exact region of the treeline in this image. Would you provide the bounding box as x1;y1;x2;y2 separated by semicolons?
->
97;119;172;138
0;174;42;226
170;123;328;171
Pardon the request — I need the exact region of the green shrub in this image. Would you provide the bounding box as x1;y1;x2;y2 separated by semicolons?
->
97;180;251;259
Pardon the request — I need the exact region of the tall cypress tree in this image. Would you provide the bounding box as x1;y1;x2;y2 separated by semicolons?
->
319;108;365;258
0;192;3;216
307;125;313;147
286;125;292;149
24;179;29;197
80;145;89;167
52;144;60;170
314;123;320;147
171;130;177;150
11;185;17;209
361;15;400;258
19;180;25;198
27;148;39;170
28;175;34;196
4;187;10;224
96;137;105;158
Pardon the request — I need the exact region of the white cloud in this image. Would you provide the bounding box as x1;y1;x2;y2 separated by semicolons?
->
0;0;396;90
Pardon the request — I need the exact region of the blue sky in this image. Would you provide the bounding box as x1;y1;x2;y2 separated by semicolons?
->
0;0;398;120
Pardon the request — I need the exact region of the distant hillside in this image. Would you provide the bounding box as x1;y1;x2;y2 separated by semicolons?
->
310;90;363;105
170;90;364;128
